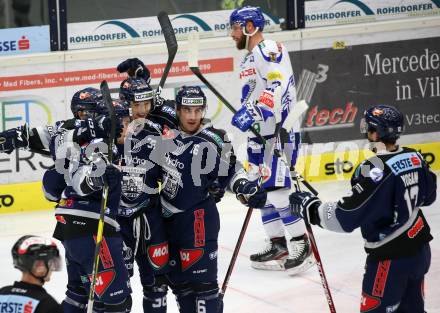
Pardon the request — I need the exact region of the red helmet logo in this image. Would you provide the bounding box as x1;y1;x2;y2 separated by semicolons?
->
79;92;91;100
372;108;384;116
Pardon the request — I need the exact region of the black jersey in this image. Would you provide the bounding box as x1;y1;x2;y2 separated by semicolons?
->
0;281;62;313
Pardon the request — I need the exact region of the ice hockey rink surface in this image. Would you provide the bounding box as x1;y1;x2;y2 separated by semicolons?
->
0;178;439;313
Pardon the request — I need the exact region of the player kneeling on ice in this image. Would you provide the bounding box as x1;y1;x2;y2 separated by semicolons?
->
160;86;266;313
0;235;63;313
290;105;437;313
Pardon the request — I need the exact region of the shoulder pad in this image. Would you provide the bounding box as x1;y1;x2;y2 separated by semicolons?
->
256;40;282;63
200;127;227;148
144;119;162;134
160;104;177;117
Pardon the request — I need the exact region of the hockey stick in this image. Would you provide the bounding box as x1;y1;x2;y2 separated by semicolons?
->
291;172;337;313
87;80;116;313
270;91;336;312
217;88;285;308
156;11;178;96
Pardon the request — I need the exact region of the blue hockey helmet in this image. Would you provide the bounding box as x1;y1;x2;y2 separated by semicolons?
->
175;86;207;108
12;235;62;274
360;105;404;142
119;77;155;104
230;6;265;31
71;87;105;118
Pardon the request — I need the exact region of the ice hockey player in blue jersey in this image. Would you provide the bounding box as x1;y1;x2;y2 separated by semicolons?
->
118;76;172;313
229;6;313;274
49;93;133;313
161;86;267;313
290;105;437;313
0;87;115;157
0;235;63;313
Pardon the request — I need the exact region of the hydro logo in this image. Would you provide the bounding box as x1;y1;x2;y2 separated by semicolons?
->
0;36;30;52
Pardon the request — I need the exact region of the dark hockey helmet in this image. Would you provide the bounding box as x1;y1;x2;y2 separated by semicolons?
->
119;77;155;104
360;105;404;142
71;87;105;118
230;6;265;31
12;235;62;274
112;99;130;119
175;85;207;109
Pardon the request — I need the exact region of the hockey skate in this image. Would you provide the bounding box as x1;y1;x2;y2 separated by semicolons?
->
250;237;289;270
284;234;315;275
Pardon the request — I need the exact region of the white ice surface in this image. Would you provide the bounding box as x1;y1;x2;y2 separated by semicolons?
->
0;178;439;313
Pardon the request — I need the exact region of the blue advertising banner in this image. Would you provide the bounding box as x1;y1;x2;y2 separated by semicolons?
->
0;26;50;56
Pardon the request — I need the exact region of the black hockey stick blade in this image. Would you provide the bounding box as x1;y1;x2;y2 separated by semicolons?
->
157;11;178;91
100;80;116;164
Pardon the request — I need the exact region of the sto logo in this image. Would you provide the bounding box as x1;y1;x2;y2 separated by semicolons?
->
180;248;204;271
147;242;169;269
89;269;116;297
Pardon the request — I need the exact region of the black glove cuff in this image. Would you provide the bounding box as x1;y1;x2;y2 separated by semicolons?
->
307;200;322;226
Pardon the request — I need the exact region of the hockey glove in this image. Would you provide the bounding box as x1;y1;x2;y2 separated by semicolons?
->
117;58;151;82
231;106;255;132
155;93;165;107
289;192;322;226
76;116;123;144
233;178;267;208
208;180;225;203
0;124;29;154
103;164;122;188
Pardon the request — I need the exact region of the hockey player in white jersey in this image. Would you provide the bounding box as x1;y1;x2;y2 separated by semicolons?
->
229;6;314;274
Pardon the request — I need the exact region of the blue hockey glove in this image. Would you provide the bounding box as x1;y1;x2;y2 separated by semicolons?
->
0;125;29;154
289;192;322;226
76;116;123;144
233;178;267;208
117;58;151;82
231;106;255;132
103;164;122;188
208;180;225;203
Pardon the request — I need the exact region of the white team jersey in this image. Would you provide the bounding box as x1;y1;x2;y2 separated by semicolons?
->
239;39;298;137
238;39;299;188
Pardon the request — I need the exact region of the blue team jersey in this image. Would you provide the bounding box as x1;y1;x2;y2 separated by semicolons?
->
318;147;437;260
118;119;163;217
160;122;240;216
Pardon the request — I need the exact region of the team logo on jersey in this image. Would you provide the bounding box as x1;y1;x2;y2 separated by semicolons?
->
121;175;144;200
179;248;204;271
88;269;116;297
162;171;181;199
360;292;381;312
147;242;169;269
